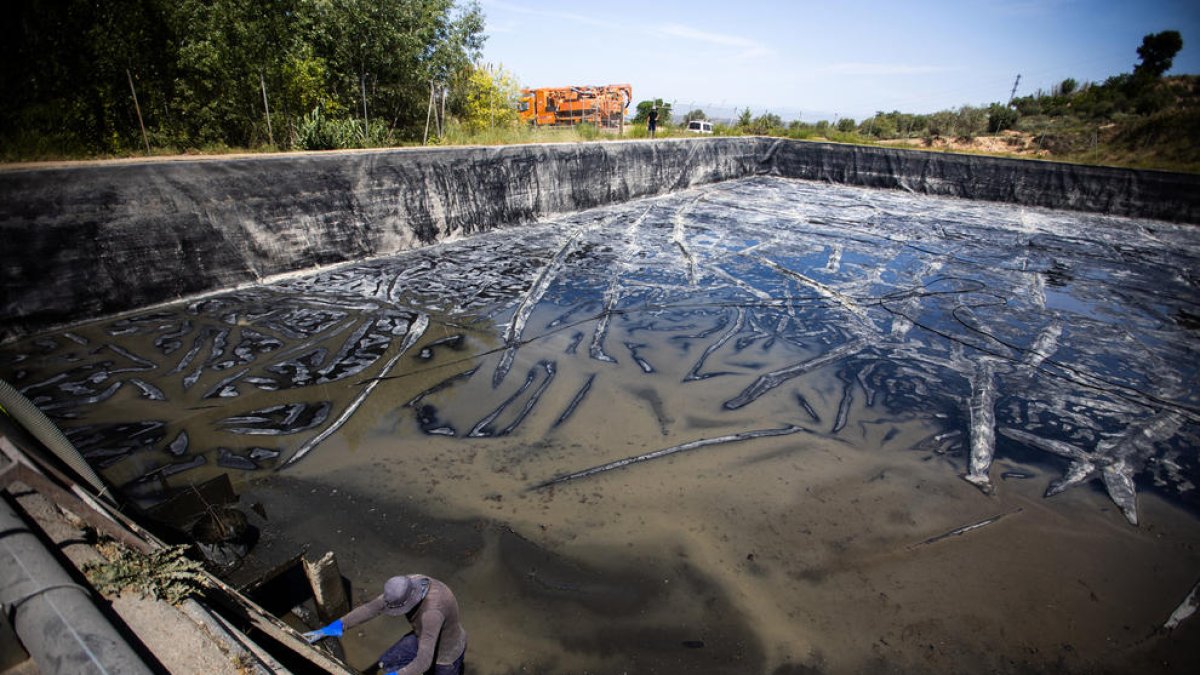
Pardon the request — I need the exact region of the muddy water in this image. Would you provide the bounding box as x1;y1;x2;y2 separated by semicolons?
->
3;176;1200;673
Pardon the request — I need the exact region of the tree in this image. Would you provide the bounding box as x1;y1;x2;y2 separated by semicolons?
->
454;62;520;133
684;109;707;122
835;117;856;133
926;111;956;137
632;99;672;126
737;108;753;128
749;112;783;135
1057;78;1079;96
1;0;486;155
1134;30;1183;78
953;105;988;139
986;103;1019;133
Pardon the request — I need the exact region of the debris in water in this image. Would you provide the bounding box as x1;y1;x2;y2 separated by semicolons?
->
964;359;999;494
1163;578;1200;630
530;425;810;490
912;508;1022;548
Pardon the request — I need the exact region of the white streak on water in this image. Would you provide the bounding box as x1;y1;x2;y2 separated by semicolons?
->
964;359;998;493
283;313;429;467
494;226;586;387
1023;323;1062;369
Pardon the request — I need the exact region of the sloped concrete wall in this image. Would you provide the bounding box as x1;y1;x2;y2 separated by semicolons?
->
0;139;761;339
766;139;1200;222
2;137;1196;340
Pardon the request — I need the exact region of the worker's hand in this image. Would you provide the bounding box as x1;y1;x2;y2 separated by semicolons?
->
301;619;344;643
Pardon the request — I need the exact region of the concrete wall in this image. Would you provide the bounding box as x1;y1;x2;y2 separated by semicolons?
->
767;140;1200;222
0;139;761;339
2;137;1197;340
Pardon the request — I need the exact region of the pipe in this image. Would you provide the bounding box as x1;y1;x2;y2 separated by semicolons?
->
0;495;154;675
0;378;111;500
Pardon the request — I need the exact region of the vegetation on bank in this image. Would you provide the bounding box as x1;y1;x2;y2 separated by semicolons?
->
3;13;1195;173
2;0;488;159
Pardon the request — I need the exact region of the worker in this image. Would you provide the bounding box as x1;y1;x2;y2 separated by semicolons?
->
648;106;659;138
303;574;467;675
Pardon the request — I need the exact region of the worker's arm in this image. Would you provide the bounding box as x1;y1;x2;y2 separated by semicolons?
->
389;610;446;675
302;595;386;643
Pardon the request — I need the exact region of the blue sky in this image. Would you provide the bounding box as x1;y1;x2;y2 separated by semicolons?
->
478;0;1200;121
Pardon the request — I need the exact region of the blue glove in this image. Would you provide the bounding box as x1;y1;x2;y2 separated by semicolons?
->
302;619;344;643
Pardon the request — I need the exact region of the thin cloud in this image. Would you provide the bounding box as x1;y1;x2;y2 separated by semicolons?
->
488;20;517;34
823;62;960;76
654;23;771;60
993;0;1078;16
481;0;619;29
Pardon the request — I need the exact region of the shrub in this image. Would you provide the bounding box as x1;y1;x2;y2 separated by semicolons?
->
575;123;601;141
295;106;392;150
987;103;1019;133
84;542;208;605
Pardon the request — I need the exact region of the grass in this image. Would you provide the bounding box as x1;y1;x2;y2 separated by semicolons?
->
4;116;1195;174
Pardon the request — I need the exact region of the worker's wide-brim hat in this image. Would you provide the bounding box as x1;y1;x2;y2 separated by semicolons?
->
383;575;429;615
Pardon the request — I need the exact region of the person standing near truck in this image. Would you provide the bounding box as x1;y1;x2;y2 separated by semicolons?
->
648;106;658;138
304;574;467;675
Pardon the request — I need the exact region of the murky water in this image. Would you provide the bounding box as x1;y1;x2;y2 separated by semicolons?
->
3;176;1200;673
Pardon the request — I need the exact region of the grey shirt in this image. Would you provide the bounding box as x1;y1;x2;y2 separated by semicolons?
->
341;576;467;674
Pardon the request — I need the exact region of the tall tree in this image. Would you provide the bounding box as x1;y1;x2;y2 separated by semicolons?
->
2;0;486;155
1134;30;1183;78
453;62;519;133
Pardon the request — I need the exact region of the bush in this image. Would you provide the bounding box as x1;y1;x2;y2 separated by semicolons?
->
749;112;783;135
926;110;956;137
575;123;601;141
987;103;1019;133
84;542;208;605
295;106;392;150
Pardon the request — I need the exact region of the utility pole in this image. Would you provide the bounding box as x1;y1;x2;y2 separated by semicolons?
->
260;70;274;147
1008;74;1021;105
360;72;369;131
126;69;150;154
424;80;435;144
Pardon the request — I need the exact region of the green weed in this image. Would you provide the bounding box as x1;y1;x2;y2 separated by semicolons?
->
84;542;209;605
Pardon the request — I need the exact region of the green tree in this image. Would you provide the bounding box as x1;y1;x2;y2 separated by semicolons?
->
632;99;672;126
836;117;856;133
953;105;988;139
1;0;486;156
986;103;1019;133
737;108;753;128
454;62;520;133
1134;30;1183;78
749;112;783;135
684;109;707;122
926;111;956;137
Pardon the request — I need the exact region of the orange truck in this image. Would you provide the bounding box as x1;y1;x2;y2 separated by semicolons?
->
518;84;632;127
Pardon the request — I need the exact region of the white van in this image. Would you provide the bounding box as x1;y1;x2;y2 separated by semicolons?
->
687;120;713;134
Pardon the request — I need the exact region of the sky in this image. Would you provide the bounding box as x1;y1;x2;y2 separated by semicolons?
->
478;0;1200;121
